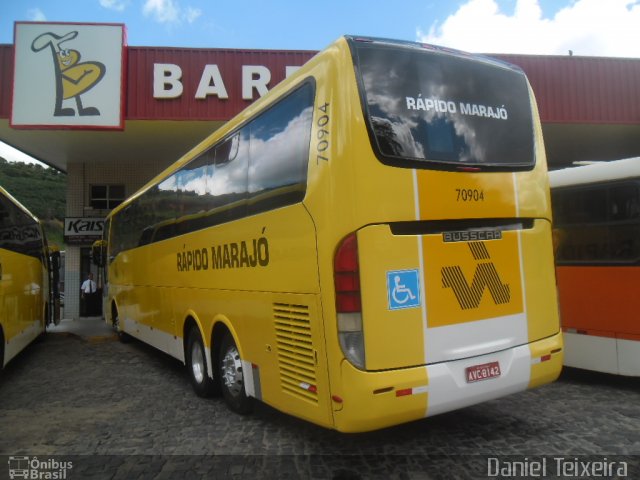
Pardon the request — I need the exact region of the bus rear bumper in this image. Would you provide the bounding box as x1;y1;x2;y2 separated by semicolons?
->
332;332;562;433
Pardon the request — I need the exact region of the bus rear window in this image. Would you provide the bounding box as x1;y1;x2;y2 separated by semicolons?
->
352;42;535;170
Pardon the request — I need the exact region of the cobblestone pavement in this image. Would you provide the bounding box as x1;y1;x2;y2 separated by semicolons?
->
0;331;638;479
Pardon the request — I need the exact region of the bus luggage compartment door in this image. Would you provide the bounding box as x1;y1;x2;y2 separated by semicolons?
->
357;223;539;371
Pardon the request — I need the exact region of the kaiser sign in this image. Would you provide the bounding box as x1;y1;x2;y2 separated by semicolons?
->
64;217;104;245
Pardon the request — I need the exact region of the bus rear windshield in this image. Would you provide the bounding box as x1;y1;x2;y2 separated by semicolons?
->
353;42;535;170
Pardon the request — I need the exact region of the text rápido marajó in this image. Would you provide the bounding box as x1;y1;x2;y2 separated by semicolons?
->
177;237;269;272
405;96;508;120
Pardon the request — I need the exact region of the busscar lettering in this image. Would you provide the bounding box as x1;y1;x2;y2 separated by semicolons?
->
443;230;502;243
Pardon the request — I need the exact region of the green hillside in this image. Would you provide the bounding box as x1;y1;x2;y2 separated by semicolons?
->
0;158;66;247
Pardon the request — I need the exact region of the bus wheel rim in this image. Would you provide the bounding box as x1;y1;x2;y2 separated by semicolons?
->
191;341;205;384
221;345;243;397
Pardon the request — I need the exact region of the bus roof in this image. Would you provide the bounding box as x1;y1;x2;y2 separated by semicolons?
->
346;35;524;74
549;157;640;188
0;184;40;223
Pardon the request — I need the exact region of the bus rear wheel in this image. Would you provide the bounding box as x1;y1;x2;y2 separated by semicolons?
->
219;333;253;415
186;327;217;397
112;307;131;343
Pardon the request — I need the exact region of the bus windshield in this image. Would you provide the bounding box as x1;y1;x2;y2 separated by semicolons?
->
0;191;44;258
352;40;535;170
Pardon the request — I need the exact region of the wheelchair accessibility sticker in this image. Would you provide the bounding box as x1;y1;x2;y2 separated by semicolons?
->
387;269;421;310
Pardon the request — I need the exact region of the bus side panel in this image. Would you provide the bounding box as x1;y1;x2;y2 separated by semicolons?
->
619;335;640;376
164;280;333;428
109;205;320;308
236;292;333;429
357;225;425;369
557;265;639;375
168;207;319;294
520;219;561;343
116;283;149;340
557;266;640;338
562;332;619;374
108;204;334;425
0;249;45;364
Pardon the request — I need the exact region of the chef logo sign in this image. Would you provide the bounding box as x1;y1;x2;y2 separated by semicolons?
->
12;22;126;129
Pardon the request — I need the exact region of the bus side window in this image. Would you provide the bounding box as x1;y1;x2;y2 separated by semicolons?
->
610;183;640;221
176;153;212;217
247;82;314;215
207;132;248;226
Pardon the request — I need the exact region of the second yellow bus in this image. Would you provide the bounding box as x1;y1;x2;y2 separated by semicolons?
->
1;185;59;369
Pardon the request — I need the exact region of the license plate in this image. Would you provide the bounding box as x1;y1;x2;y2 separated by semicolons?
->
465;361;501;383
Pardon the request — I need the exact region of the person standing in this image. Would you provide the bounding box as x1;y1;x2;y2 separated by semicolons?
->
80;272;97;316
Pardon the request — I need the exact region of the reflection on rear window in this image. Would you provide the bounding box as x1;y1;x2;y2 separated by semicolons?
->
353;42;535;170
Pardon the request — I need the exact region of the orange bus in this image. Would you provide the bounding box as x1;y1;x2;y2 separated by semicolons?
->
551;158;640;376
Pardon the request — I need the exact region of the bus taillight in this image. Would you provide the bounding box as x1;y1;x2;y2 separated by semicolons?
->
334;233;366;369
334;233;361;313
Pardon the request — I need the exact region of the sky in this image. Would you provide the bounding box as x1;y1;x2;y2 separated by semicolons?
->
1;0;640;165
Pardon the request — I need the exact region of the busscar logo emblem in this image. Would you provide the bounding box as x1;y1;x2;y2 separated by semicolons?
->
441;242;511;310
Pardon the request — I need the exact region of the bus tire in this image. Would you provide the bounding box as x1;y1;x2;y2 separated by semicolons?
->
112;306;131;343
186;327;217;397
117;330;132;343
219;333;253;415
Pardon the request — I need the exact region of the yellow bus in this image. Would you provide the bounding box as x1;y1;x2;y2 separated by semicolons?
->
101;35;562;432
550;158;640;376
0;185;59;369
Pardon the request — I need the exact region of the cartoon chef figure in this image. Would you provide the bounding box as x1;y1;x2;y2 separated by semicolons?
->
31;31;106;117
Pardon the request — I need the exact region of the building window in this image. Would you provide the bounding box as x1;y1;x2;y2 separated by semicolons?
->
90;185;125;210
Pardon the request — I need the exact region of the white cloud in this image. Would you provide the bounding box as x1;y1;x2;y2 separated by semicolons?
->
419;0;640;57
184;6;202;24
143;0;200;25
144;0;179;23
27;8;47;21
99;0;129;12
